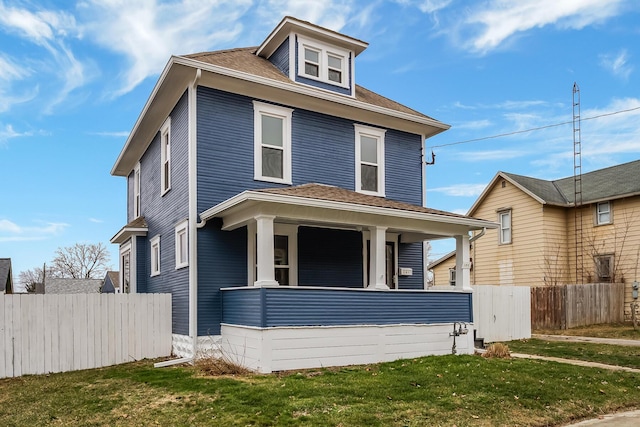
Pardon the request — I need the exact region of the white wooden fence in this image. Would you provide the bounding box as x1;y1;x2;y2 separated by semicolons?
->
0;293;172;379
473;285;531;343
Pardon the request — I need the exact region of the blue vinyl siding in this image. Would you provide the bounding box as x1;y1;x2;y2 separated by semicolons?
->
195;86;427;336
197;222;247;335
398;242;424;289
298;227;362;287
222;287;472;327
196;87;423;208
269;37;289;76
138;90;190;335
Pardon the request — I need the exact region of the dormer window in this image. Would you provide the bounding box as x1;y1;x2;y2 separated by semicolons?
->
297;36;349;88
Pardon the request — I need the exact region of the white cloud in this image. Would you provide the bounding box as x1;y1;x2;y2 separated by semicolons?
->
0;219;68;242
79;0;253;97
394;0;452;14
459;0;626;54
88;218;103;223
599;49;633;80
454;119;492;130
427;183;487;197
0;2;86;113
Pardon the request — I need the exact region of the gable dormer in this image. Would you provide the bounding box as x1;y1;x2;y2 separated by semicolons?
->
256;16;368;97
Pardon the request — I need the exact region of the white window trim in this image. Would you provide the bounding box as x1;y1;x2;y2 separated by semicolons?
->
119;241;132;294
596;201;612;225
160;117;171;196
175;220;189;270
133;162;141;218
354;124;386;197
253;101;293;184
498;209;512;245
150;235;161;277
297;35;350;89
247;223;298;286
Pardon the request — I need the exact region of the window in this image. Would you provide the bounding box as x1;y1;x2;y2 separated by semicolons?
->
595;254;614;282
247;223;298;286
449;268;456;286
355;124;386;196
133;162;141;218
175;220;188;269
253;101;293;184
499;209;512;244
596;201;611;225
160;118;171;195
150;235;161;277
274;235;290;286
297;36;349;88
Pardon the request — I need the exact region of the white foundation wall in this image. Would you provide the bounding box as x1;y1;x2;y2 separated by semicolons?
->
220;323;474;374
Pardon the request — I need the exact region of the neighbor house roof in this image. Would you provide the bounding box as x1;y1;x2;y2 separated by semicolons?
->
469;159;640;215
45;278;103;294
0;258;13;294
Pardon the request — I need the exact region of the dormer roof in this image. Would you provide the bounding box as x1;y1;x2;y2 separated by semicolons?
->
256;16;368;59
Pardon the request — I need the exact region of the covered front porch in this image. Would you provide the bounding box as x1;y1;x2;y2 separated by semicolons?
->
199;184;497;372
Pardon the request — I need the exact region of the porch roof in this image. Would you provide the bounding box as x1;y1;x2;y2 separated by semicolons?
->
200;184;498;241
110;216;148;244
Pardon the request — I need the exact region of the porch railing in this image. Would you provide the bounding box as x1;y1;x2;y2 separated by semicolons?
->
221;286;472;328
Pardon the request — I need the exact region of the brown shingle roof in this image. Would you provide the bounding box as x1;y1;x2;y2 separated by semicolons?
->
255;183;469;219
182;48;437;121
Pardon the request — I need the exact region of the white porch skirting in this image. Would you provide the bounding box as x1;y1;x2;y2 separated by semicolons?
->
219;323;475;374
171;334;222;359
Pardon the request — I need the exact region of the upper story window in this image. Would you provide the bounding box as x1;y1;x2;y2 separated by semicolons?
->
160;117;171;195
354;124;386;196
175;220;188;269
133;162;141;218
449;268;456;286
596;201;611;225
150;235;161;277
253;101;293;184
297;36;349;88
498;209;512;244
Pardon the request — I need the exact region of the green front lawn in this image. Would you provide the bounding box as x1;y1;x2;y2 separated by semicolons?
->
1;353;638;426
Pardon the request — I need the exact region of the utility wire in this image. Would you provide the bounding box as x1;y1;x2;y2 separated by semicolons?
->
428;105;640;149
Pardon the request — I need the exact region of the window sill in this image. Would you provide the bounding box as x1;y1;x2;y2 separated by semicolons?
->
175;264;188;270
254;176;292;185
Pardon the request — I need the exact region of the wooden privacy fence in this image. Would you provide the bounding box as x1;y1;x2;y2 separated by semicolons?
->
473;285;531;343
531;283;625;330
0;293;172;379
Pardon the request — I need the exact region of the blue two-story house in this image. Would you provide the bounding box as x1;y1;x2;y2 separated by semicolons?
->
111;16;497;373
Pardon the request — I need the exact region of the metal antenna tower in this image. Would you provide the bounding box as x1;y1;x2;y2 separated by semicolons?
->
573;82;584;284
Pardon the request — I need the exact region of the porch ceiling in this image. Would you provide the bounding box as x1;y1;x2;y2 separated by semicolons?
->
200;184;498;241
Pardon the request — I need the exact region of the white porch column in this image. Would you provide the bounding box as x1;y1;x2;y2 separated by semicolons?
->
455;234;472;290
368;226;389;290
254;215;278;287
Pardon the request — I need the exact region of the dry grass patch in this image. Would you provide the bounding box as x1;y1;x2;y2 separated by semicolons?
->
483;342;511;358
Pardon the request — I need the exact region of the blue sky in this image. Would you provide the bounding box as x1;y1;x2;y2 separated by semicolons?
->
2;0;640;288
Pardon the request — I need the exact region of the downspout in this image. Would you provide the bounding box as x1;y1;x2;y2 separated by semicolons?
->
188;68;202;360
468;228;486;287
155;68;201;369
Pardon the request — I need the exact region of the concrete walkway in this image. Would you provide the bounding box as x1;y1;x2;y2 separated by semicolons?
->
521;334;640;426
533;334;640;347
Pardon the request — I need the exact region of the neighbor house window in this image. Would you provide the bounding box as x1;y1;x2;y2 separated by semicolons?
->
133;162;141;218
253;101;293;184
175;220;188;269
297;36;349;88
596;201;611;225
150;235;161;277
499;209;512;244
355;124;386;196
449;268;456;286
160;118;171;195
594;254;614;282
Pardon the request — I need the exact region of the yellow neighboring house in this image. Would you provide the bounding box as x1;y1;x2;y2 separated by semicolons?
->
429;159;640;320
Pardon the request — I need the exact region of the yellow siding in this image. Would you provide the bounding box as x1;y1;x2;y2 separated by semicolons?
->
431;255;456;286
471;178;545;286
